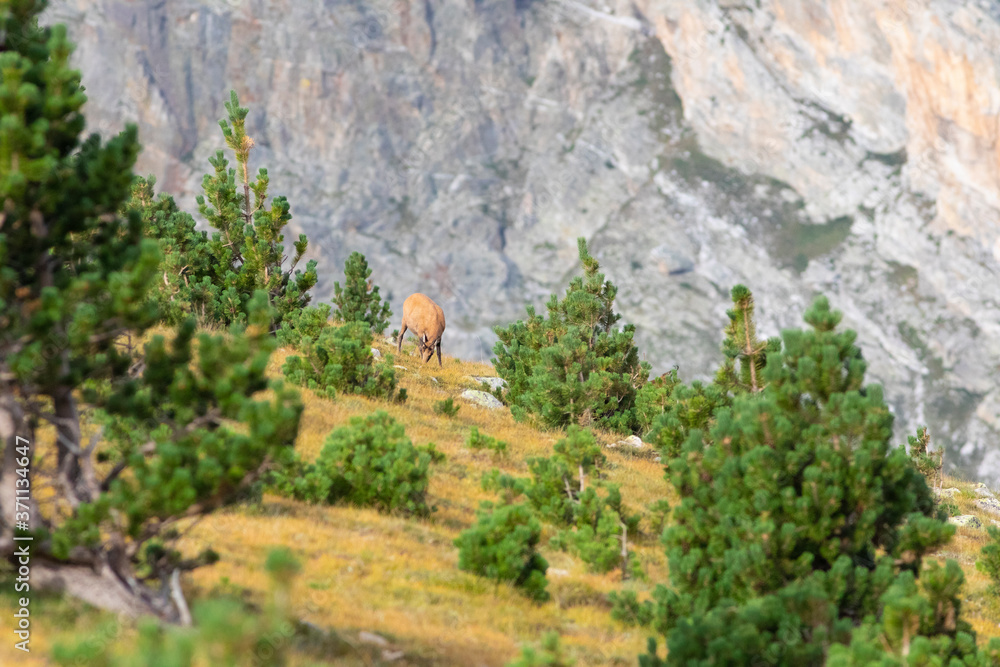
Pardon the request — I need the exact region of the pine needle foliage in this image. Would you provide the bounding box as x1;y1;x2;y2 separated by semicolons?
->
637;294;996;665
270;411;442;517
0;1;303;620
125;176;217;324
332;251;392;334
506;632;576;667
434;397;460;417
482;427;641;576
714;284;779;394
646;285;780;461
455;502;550;602
492;238;650;433
192;90;318;330
277;304;402;401
976;526;1000;596
466;426;509;457
907;426;943;487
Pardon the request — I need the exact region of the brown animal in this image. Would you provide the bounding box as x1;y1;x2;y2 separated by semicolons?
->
397;293;446;366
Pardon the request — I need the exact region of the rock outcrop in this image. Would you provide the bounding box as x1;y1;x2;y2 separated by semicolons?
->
42;0;1000;481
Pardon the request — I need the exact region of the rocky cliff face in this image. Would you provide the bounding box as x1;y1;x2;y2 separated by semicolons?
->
44;0;1000;481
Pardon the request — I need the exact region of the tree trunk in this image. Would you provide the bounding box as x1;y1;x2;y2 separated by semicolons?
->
0;391;40;558
52;386;98;507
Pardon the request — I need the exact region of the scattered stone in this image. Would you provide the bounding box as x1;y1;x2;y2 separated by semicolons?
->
371;347;382;359
548;568;570;577
467;376;507;391
948;515;983;529
394;365;408;370
934;487;960;499
975;483;997;499
359;631;389;647
382;649;405;662
459;389;504;409
429;377;438;383
608;435;644;450
976;498;1000;517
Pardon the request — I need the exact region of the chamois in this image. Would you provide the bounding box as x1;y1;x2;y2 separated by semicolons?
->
397;293;446;366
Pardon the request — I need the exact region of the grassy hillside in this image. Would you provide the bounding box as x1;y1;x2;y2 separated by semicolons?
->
2;333;999;666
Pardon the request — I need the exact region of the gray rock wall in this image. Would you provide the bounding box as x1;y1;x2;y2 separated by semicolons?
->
43;0;1000;481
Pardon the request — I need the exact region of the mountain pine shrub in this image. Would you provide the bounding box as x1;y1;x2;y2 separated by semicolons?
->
637;294;992;665
126;175;217;324
270;411;442;517
907;425;943;487
194;90;317;330
976;526;1000;596
645;285;779;461
278;304;402;401
826;560;1000;666
506;632;575;667
455;502;550;602
467;426;509;457
123;92;318;331
0;2;302;619
492;238;650;433
434;397;460;417
482;427;641;576
332;251;392;334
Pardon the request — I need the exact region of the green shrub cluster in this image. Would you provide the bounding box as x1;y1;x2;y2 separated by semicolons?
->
126;92;317;331
454;502;550;602
278;304;403;401
483;427;641;577
332;251;392;334
633;293;1000;665
506;632;575;667
492;238;650;434
467;426;508;457
270;411;442;517
434;397;461;417
644;285;778;461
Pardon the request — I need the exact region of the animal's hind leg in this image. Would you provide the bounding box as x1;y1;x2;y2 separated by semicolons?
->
436;340;442;366
397;323;408;354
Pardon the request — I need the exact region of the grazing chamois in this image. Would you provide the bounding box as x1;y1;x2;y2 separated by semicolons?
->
397;293;446;366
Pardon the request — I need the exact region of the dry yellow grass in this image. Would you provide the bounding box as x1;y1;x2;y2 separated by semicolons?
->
1;332;999;665
172;336;672;666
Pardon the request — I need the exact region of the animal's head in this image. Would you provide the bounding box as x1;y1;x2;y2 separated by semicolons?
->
419;333;436;363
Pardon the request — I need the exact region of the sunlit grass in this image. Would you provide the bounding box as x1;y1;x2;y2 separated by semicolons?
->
2;329;999;664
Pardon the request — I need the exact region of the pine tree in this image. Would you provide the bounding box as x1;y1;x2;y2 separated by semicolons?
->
907;425;943;488
332;251;392;334
277;304;402;401
0;2;302;620
454;502;550;602
126;175;217;324
713;284;779;394
482;427;641;577
270;411;442;516
195;90;318;330
646;285;779;461
493;238;650;433
638;294;989;664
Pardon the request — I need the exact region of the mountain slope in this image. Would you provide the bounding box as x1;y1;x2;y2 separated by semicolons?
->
41;0;1000;481
2;335;1000;665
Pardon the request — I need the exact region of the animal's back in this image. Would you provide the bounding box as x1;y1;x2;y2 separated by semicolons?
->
403;293;445;328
